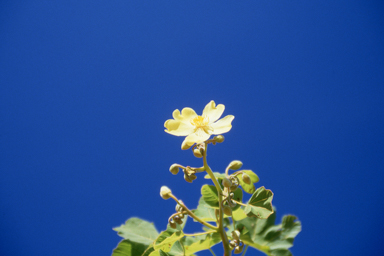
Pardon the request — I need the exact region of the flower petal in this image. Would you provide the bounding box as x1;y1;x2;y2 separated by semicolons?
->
172;107;198;124
211;115;235;135
164;119;195;136
182;128;211;146
202;101;225;123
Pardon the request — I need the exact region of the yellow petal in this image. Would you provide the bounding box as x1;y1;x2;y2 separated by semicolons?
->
183;128;211;145
211;115;235;135
164;119;195;136
172;107;198;124
202;100;225;123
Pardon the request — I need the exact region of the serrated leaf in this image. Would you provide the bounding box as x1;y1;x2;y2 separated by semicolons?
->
111;239;148;256
201;185;219;208
234;170;259;194
238;210;301;256
244;187;273;219
114;218;159;245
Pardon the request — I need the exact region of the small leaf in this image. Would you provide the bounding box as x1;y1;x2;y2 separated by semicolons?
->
244;186;273;219
113;218;159;245
201;185;219;208
111;239;147;256
204;172;227;180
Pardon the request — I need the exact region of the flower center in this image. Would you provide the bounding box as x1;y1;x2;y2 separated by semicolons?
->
190;115;209;128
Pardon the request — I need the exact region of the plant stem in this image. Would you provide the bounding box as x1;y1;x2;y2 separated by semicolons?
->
184;230;216;236
203;143;231;256
209;248;217;256
241;245;249;256
169;194;218;230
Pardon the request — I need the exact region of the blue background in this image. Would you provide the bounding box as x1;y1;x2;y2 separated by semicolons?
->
1;1;383;255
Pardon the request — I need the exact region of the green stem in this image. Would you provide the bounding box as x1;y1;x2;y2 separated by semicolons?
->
209;248;217;256
169;194;218;230
203;143;231;256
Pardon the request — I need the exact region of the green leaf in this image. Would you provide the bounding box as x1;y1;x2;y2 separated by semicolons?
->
193;197;217;222
113;218;159;245
237;210;301;256
244;186;274;219
181;233;221;255
141;245;155;256
232;207;247;221
201;185;219;208
230;187;243;211
204;172;227;180
154;231;184;252
111;239;148;256
234;170;259;194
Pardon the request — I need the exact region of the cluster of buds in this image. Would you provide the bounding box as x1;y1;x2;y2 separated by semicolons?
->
192;143;205;158
168;200;185;229
169;164;204;183
221;191;238;216
183;167;197;183
230;230;244;254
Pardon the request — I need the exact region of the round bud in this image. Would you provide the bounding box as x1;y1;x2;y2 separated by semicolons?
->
193;148;203;158
228;160;243;170
189;173;197;180
242;173;251;184
160;186;172;200
173;215;183;224
179;213;184;218
222;177;232;188
232;230;241;240
169;164;180;175
229;240;237;248
230;184;238;192
223;205;232;216
184;174;192;183
214;135;225;143
169;220;177;229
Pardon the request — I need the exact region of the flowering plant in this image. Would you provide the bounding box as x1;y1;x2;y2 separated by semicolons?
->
112;101;301;256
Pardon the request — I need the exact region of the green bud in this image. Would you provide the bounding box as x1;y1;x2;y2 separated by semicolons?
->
229;241;236;248
222;177;232;188
242;173;251;184
232;230;240;241
214;135;225;143
160;186;172;200
230;184;238;192
179;213;184;218
228;160;243;170
169;164;180;175
223;205;232;216
169;220;177;229
193;148;203;158
189;173;197;180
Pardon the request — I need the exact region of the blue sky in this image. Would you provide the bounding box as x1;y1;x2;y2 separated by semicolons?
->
1;1;383;255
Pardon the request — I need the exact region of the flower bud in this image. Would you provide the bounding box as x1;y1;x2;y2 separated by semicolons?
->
214;135;225;143
193;148;203;158
229;240;237;248
230;184;238;192
184;174;192;183
169;220;177;229
222;177;232;188
189;173;197;180
223;205;232;216
169;164;180;175
242;173;251;184
160;186;172;200
175;200;184;212
173;215;182;224
228;160;243;170
232;230;241;241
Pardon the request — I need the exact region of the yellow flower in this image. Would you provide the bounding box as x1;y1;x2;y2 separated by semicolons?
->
164;100;235;149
